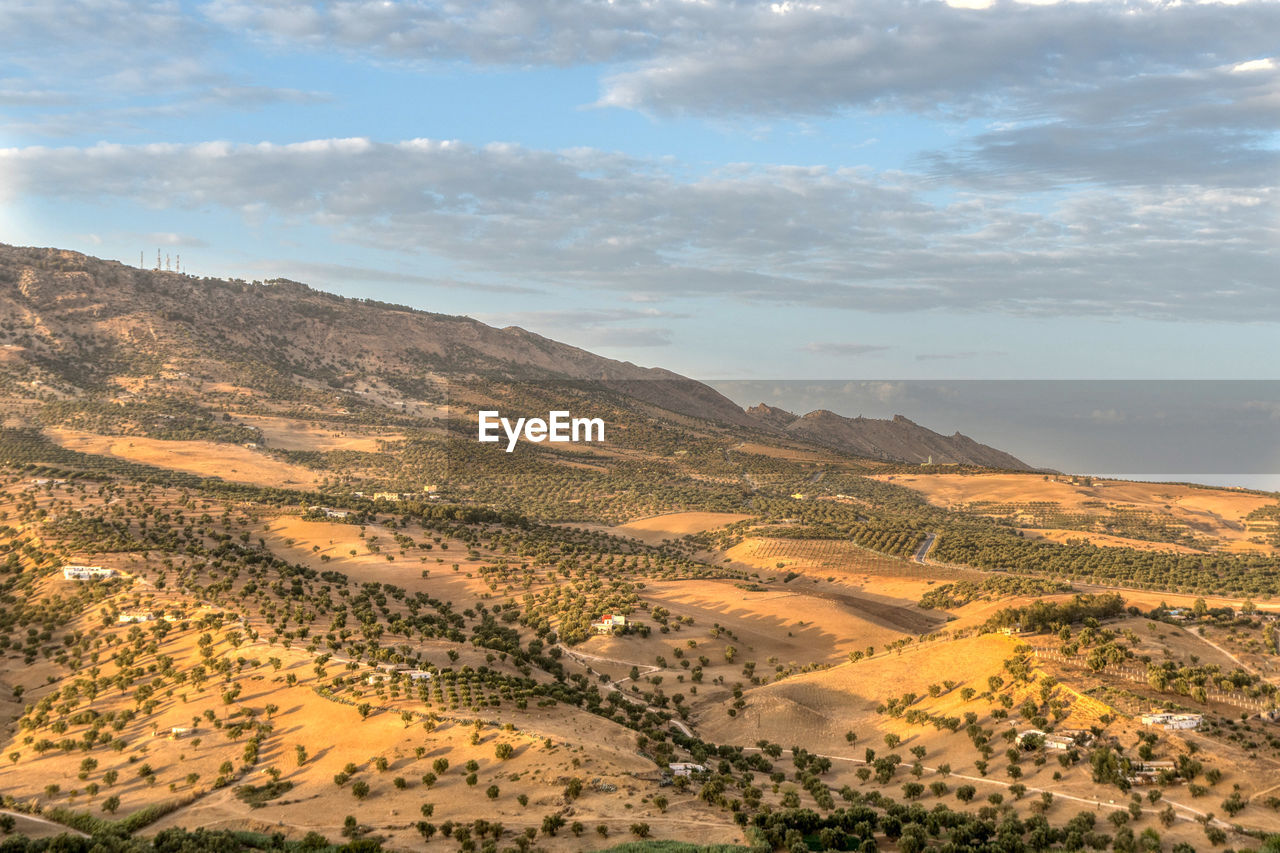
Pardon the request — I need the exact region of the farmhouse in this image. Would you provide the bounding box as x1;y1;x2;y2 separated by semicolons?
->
117;610;157;624
1140;711;1202;730
1044;734;1078;751
668;762;706;777
309;505;352;519
62;565;116;581
1016;729;1046;747
1128;760;1176;786
366;667;431;686
592;614;627;634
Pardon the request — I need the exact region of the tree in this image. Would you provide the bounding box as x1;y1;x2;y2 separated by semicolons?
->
486;785;500;799
630;823;651;839
956;785;977;803
495;742;515;760
351;781;370;800
541;814;565;836
102;795;121;814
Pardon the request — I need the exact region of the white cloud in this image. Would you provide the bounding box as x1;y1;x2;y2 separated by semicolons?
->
197;0;1280;123
4;136;1274;322
802;343;892;356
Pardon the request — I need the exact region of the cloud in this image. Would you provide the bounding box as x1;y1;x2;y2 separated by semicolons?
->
264;261;540;294
2;137;1275;321
919;59;1280;189
481;308;691;326
200;1;1280;115
1089;408;1128;424
0;1;330;139
802;343;892;356
475;308;685;349
916;350;1006;361
143;232;209;248
183;0;1280;193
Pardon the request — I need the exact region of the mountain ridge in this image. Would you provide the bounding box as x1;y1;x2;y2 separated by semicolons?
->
744;404;1030;469
0;243;1029;468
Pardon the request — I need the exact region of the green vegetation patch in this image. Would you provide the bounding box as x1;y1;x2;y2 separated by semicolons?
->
234;779;295;808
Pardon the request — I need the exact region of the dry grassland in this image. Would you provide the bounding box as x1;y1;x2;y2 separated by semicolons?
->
879;472;1278;553
45;429;322;489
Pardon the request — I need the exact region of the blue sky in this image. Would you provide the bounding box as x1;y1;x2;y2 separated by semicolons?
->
2;0;1277;381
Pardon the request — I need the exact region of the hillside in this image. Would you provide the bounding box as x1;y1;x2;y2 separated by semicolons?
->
0;243;1026;468
4;245;1280;852
746;404;1031;469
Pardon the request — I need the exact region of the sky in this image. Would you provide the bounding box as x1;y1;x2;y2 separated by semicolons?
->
1;0;1278;384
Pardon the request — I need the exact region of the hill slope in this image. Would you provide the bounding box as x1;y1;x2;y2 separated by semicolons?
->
745;404;1030;469
0;243;1027;467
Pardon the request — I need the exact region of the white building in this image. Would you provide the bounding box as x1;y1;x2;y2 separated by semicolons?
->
668;763;706;777
63;565;116;581
117;610;156;624
592;614;628;634
309;506;351;519
1043;734;1077;751
1140;711;1202;730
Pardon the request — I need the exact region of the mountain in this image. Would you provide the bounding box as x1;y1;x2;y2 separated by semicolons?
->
0;243;1028;467
0;244;754;423
744;406;1031;470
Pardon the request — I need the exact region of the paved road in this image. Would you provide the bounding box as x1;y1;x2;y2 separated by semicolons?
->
912;532;937;564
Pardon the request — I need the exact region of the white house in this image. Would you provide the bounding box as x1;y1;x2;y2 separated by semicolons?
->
592;614;627;634
1043;734;1077;751
668;762;706;777
63;565;116;581
117;610;156;624
309;506;352;519
1141;711;1202;730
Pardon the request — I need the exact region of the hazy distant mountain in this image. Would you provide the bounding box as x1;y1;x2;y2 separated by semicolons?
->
745;404;1031;470
0;243;1028;468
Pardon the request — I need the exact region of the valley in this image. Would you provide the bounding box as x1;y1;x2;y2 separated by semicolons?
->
2;246;1280;853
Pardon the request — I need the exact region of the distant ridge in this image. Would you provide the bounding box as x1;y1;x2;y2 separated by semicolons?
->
744;404;1031;469
0;243;1029;468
